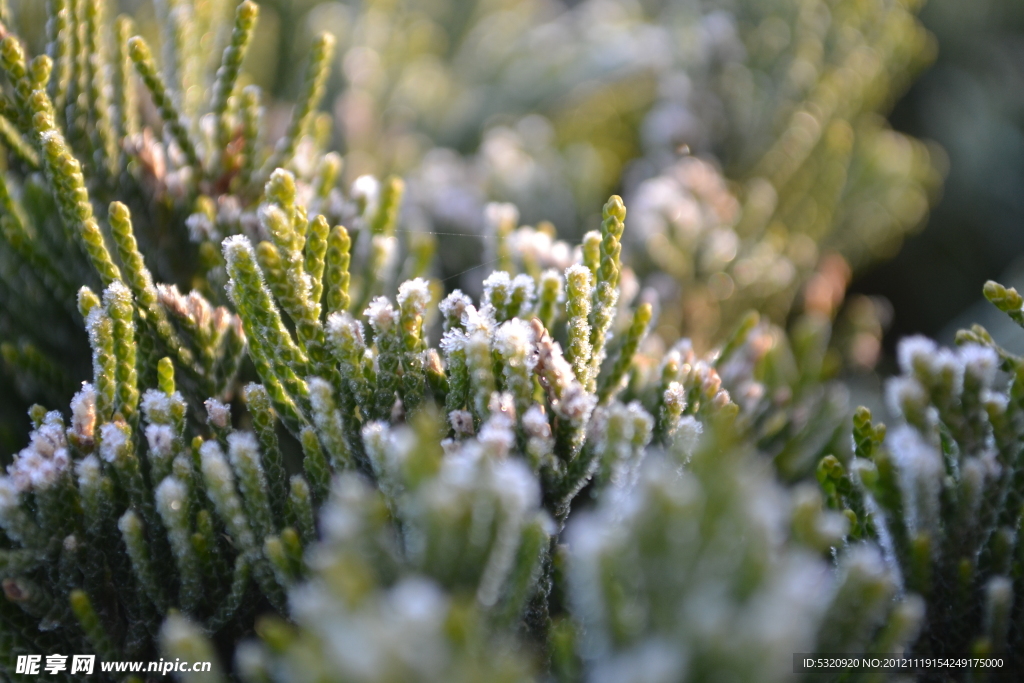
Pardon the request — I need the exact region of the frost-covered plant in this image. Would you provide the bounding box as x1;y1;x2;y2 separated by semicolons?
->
0;1;1000;683
0;0;345;669
815;281;1024;678
233;415;543;683
565;422;923;683
228;410;922;683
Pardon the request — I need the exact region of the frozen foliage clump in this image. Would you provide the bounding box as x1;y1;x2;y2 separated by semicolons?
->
568;449;832;683
815;281;1024;679
235;420;545;683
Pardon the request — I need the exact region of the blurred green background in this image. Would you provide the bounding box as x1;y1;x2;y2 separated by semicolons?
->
241;0;1024;351
853;0;1024;348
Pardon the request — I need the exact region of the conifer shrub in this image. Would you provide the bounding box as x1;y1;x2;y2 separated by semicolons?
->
1;2;1018;683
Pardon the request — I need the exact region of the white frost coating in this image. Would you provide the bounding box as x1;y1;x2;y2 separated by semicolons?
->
960;457;987;526
140;388;175;423
737;380;766;411
448;410;474;437
492;458;539;516
493;318;534;364
476;459;540;607
595;407;632;486
200;441;255;548
983;390;1009;418
361;421;390;456
438;290;472;324
103;279;133;308
205;398;231;429
318;474;372;544
351;174;380;206
396;278;431;315
564;262;593;289
885;376;929;420
30;413;66;458
840;544;889;596
361;422;402;497
711;389;732;408
146;424;175;458
673;416;703;458
920;346;966;398
70;382;97;442
425;348;444;375
227;432;263;472
411;448;540;610
896;335;938;376
222;233;254;264
565;510;619;657
308;378;349;457
258;204;291;244
326;312;366;350
987;575;1013;613
0;476;18;511
488;392;516;419
98;422;129;463
9;452;47;492
438;328;467;356
477;416;515;459
734;552;832;676
234;642;270;683
200;440;235;488
364;296;397;333
601;403;654;487
297;271;315;302
482;271;511;305
461;304;496;335
290;575;450;682
887;425;943;540
697;364;721;396
663;381;686;410
960;343;999;389
186;291;213;329
569;441;834;683
464;330;491;362
84;305;109;338
39;129;62;145
118;508;142;535
559;384;597;423
308;377;334;414
160;615;209;665
164;168;193;201
155;476;188;519
76;455;102;489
